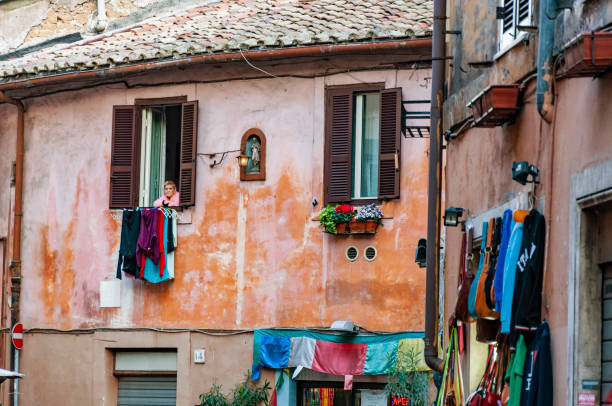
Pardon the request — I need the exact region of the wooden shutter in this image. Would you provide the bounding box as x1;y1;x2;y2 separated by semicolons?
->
179;101;198;206
324;88;353;204
378;88;401;199
109;105;138;209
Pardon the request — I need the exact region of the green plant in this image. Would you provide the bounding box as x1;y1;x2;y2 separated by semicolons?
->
355;203;384;224
199;371;271;406
319;205;338;234
385;347;429;406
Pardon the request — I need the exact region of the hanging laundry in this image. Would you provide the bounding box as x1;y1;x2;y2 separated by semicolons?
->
521;320;552;406
500;214;526;334
511;209;546;343
116;209;141;279
143;211;174;283
137;208;160;278
505;334;527;406
493;209;513;312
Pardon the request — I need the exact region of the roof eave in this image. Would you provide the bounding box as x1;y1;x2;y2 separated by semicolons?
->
0;38;432;95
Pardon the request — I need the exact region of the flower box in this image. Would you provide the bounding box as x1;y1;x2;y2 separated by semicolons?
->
467;84;521;127
365;220;379;233
559;32;612;78
336;222;350;234
349;220;366;234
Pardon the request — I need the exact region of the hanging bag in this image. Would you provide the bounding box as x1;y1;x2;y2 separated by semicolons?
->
484;217;502;310
455;229;475;323
475;218;500;319
468;221;488;318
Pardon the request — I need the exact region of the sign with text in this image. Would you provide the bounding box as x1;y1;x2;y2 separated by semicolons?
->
391;396;410;406
578;393;597;405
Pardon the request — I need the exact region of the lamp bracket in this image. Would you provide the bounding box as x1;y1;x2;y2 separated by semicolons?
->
198;149;241;168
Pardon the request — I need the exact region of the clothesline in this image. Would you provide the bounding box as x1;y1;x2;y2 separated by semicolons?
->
108;208;182;221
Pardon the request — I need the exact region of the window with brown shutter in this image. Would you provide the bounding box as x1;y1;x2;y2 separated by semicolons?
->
179;101;197;206
323;84;401;205
109;97;198;208
110;105;139;209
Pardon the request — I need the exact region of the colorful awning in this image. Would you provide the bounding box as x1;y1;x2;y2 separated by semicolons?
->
252;329;428;380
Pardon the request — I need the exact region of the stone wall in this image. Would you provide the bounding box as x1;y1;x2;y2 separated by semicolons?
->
0;0;206;55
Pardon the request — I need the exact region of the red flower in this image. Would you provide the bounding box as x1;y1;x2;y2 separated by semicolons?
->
335;204;354;214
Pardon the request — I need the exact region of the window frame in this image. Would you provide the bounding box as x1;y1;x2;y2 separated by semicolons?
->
109;96;197;209
497;0;532;55
323;83;401;206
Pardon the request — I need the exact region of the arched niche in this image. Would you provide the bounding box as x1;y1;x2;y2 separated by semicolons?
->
240;128;266;181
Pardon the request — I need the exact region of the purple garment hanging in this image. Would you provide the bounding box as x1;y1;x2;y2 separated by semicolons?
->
136;208;160;268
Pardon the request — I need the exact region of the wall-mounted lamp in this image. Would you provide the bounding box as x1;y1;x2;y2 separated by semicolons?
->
443;206;465;227
512;161;540;185
198;149;244;168
237;154;250;168
415;238;427;268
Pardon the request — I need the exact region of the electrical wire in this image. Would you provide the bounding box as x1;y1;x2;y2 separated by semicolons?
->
239;49;279;78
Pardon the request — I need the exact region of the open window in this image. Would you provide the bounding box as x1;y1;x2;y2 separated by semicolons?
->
109;97;197;208
324;85;401;205
498;0;532;53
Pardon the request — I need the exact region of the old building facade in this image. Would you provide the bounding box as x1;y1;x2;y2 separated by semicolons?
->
0;0;434;404
439;0;612;404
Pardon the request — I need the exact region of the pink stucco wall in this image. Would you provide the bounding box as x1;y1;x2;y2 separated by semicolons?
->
0;66;432;332
443;74;612;402
0;63;433;404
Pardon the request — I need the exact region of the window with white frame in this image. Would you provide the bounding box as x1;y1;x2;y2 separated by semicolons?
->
498;0;532;53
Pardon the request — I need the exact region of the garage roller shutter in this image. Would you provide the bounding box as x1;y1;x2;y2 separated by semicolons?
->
118;376;177;406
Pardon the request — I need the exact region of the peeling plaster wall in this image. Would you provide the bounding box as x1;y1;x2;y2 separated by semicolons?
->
0;0;207;55
0;67;432;333
443;75;612;404
444;0;612;129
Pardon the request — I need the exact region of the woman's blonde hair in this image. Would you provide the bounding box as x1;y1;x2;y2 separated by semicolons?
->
164;180;177;189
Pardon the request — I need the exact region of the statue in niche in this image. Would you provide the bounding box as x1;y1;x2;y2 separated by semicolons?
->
246;135;261;174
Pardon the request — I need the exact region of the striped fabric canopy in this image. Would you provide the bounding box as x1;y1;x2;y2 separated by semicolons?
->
252;329;428;380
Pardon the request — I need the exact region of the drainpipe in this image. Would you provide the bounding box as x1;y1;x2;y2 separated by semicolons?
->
94;0;108;33
0;91;24;406
423;0;445;373
536;0;557;123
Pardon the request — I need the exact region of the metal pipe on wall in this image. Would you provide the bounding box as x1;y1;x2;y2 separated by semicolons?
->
94;0;108;33
423;0;445;373
536;0;557;122
0;91;24;406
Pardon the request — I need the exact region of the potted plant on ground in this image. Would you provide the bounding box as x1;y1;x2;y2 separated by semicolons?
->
355;203;383;233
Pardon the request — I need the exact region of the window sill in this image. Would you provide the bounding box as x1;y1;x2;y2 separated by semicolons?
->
494;32;529;61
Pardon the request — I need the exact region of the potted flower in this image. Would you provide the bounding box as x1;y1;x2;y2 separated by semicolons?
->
319;204;355;234
355;203;383;233
333;204;355;234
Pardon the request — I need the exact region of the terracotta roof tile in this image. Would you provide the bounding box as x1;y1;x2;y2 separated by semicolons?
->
0;0;432;81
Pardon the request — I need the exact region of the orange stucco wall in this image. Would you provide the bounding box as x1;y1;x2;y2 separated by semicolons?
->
0;66;432;333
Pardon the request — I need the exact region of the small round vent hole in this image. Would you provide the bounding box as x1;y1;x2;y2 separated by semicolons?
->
364;246;377;261
346;246;359;262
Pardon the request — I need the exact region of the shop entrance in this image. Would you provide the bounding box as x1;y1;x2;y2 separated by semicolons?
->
297;381;389;406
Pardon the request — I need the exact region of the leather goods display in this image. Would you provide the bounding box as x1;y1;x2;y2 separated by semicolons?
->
484;217;501;310
468;221;488;318
475;218;500;319
455;228;475;324
476;318;500;344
